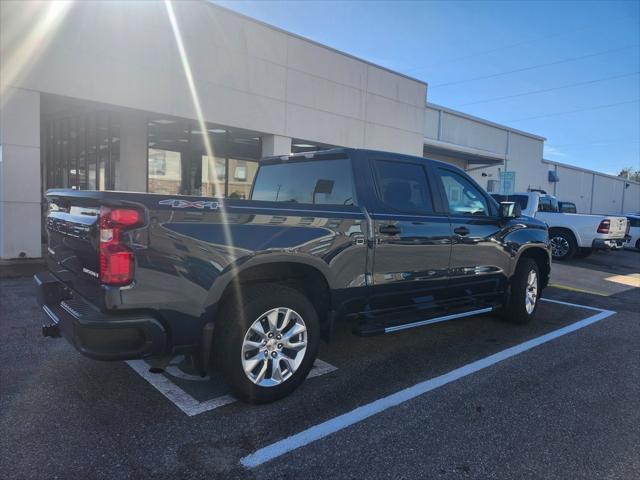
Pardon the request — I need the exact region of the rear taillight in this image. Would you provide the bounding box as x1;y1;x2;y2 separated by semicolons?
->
99;206;143;286
597;219;610;234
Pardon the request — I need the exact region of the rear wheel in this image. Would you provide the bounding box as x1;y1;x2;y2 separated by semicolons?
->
214;283;319;404
499;258;540;324
549;230;576;260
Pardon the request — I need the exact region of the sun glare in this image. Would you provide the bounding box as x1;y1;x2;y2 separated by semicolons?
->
164;0;244;308
1;0;73;108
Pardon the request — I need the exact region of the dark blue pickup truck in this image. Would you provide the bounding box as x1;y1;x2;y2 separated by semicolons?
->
35;148;550;403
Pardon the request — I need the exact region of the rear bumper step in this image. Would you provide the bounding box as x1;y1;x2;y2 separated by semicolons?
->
592;238;627;250
34;272;167;361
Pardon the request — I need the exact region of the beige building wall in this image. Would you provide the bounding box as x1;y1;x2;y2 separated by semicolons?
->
545;160;640;215
0;0;427;259
553;165;594;214
424;104;546;194
0;87;42;259
1;0;426;156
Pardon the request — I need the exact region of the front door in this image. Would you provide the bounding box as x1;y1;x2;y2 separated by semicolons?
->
435;167;509;305
368;157;452;313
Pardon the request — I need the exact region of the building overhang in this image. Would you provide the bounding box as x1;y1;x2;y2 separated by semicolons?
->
423;138;504;166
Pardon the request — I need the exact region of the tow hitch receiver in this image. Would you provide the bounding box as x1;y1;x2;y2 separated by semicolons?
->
42;323;61;338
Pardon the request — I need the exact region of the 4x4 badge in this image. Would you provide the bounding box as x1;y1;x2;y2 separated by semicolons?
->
159;199;220;210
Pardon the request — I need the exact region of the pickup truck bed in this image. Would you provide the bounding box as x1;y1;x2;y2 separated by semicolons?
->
36;148;551;403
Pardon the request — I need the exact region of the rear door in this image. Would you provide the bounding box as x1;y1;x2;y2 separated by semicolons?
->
367;156;452;312
434;167;509;304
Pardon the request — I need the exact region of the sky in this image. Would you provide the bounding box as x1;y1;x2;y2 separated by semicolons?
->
215;0;640;175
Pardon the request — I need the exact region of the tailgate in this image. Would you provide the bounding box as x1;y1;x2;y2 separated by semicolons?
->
45;190;148;307
46;194;102;304
607;217;628;237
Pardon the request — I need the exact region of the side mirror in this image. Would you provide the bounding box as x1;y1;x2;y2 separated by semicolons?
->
500;201;521;219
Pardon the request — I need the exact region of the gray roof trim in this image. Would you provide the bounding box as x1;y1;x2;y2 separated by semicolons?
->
426;102;546;141
205;1;427;87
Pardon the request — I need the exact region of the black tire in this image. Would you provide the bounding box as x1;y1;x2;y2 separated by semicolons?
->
214;283;320;404
574;247;592;258
499;258;541;324
549;229;577;261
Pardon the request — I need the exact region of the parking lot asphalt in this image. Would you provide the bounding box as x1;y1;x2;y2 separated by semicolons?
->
1;251;639;479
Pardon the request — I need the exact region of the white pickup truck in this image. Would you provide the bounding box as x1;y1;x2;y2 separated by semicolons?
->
492;192;629;260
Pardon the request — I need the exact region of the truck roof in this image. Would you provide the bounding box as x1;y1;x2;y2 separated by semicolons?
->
260;147;457;170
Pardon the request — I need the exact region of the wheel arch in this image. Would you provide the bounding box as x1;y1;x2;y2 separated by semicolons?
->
548;225;580;247
516;246;550;289
204;257;335;329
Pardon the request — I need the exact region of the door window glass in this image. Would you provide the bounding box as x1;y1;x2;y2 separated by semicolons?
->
538;196;559;212
374;160;433;213
438;169;489;216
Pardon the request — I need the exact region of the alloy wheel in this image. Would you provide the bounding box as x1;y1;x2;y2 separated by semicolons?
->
241;307;308;387
525;269;538;314
550;236;569;258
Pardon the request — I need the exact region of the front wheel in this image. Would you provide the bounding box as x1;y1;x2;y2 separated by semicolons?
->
214;283;320;404
499;258;541;324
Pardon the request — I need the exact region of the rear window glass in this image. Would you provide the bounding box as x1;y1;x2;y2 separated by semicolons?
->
251;158;356;206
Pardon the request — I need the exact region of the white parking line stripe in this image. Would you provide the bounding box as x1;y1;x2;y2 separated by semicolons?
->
126;359;218;416
240;301;615;468
541;297;610;312
126;358;337;416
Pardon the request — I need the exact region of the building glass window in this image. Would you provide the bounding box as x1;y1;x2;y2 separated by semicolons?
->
148;149;183;194
147;117;261;198
41;95;120;192
227;132;260;199
147;118;190;194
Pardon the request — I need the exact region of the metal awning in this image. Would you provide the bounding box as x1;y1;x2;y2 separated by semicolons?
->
423;138;504;166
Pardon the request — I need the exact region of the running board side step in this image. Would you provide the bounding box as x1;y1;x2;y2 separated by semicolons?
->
353;307;493;336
